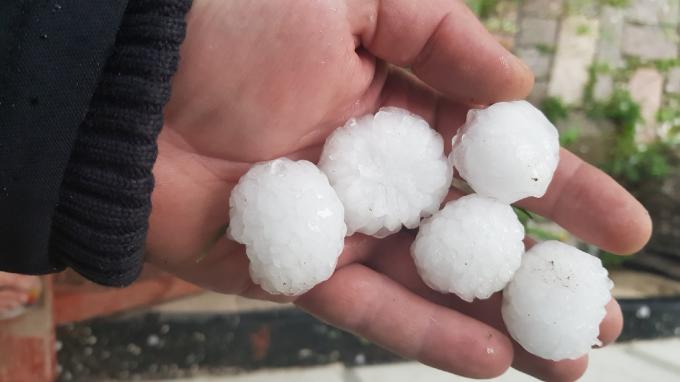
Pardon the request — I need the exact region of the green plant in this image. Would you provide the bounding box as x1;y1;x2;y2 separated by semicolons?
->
654;58;680;72
598;0;630;7
559;127;581;146
513;207;533;229
535;44;556;55
585;88;673;185
526;227;564;241
465;0;500;19
541;96;570;124
576;24;591;35
598;250;629;268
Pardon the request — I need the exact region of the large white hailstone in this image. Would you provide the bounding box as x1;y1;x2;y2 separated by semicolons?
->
502;241;613;361
411;194;525;302
227;158;347;296
451;100;560;204
319;107;452;238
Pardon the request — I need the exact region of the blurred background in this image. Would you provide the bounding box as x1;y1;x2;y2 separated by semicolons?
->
1;0;679;381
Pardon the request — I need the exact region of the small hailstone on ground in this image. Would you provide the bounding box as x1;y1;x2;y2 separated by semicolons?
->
411;194;525;302
228;158;346;296
451;100;560;204
502;240;613;361
319;107;452;238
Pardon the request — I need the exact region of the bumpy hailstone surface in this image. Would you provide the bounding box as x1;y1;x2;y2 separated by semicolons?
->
502;241;613;361
228;158;347;296
411;194;525;302
319;107;452;238
451;100;560;204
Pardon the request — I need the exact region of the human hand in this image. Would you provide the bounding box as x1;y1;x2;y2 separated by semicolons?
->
147;0;652;380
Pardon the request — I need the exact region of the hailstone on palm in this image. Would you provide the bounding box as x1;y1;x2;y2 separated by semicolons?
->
228;159;346;296
502;241;613;361
411;194;525;302
451;100;560;204
319;107;452;238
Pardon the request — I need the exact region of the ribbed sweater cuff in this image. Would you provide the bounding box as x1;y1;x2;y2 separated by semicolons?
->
50;0;192;286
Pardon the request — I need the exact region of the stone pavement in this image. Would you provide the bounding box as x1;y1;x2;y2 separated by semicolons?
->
493;0;680;143
166;339;680;382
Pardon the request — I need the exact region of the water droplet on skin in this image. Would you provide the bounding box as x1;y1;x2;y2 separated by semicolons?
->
486;347;495;354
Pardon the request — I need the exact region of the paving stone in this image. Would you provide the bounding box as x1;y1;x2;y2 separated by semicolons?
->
548;16;599;105
597;6;626;68
517;47;552;79
520;0;564;18
160;341;680;381
628;338;680;369
517;17;559;47
172;364;347;382
527;80;549;105
556;111;616;165
594;74;614;101
351;362;535;382
622;24;678;60
565;0;599;17
626;0;679;26
665;67;680;93
629;68;664;143
583;343;680;381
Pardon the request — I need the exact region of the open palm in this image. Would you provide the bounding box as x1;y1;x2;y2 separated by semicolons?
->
146;0;652;380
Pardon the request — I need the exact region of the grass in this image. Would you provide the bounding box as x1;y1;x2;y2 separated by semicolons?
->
541;97;570;124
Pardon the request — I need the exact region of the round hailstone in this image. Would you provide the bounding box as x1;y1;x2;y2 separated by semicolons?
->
227;158;347;296
319;107;452;238
502;241;613;361
451;100;560;204
411;194;525;302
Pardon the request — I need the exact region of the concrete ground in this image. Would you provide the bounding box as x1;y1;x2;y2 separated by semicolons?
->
163;338;680;382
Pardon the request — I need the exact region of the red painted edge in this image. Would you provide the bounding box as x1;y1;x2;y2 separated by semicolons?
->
0;278;56;382
54;270;201;325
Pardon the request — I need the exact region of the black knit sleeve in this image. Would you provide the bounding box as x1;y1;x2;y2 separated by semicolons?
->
0;0;192;287
50;0;192;286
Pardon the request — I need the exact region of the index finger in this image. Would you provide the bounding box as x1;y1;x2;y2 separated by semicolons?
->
351;0;534;104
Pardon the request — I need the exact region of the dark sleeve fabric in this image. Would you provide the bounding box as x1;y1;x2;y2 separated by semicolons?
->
0;0;192;286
